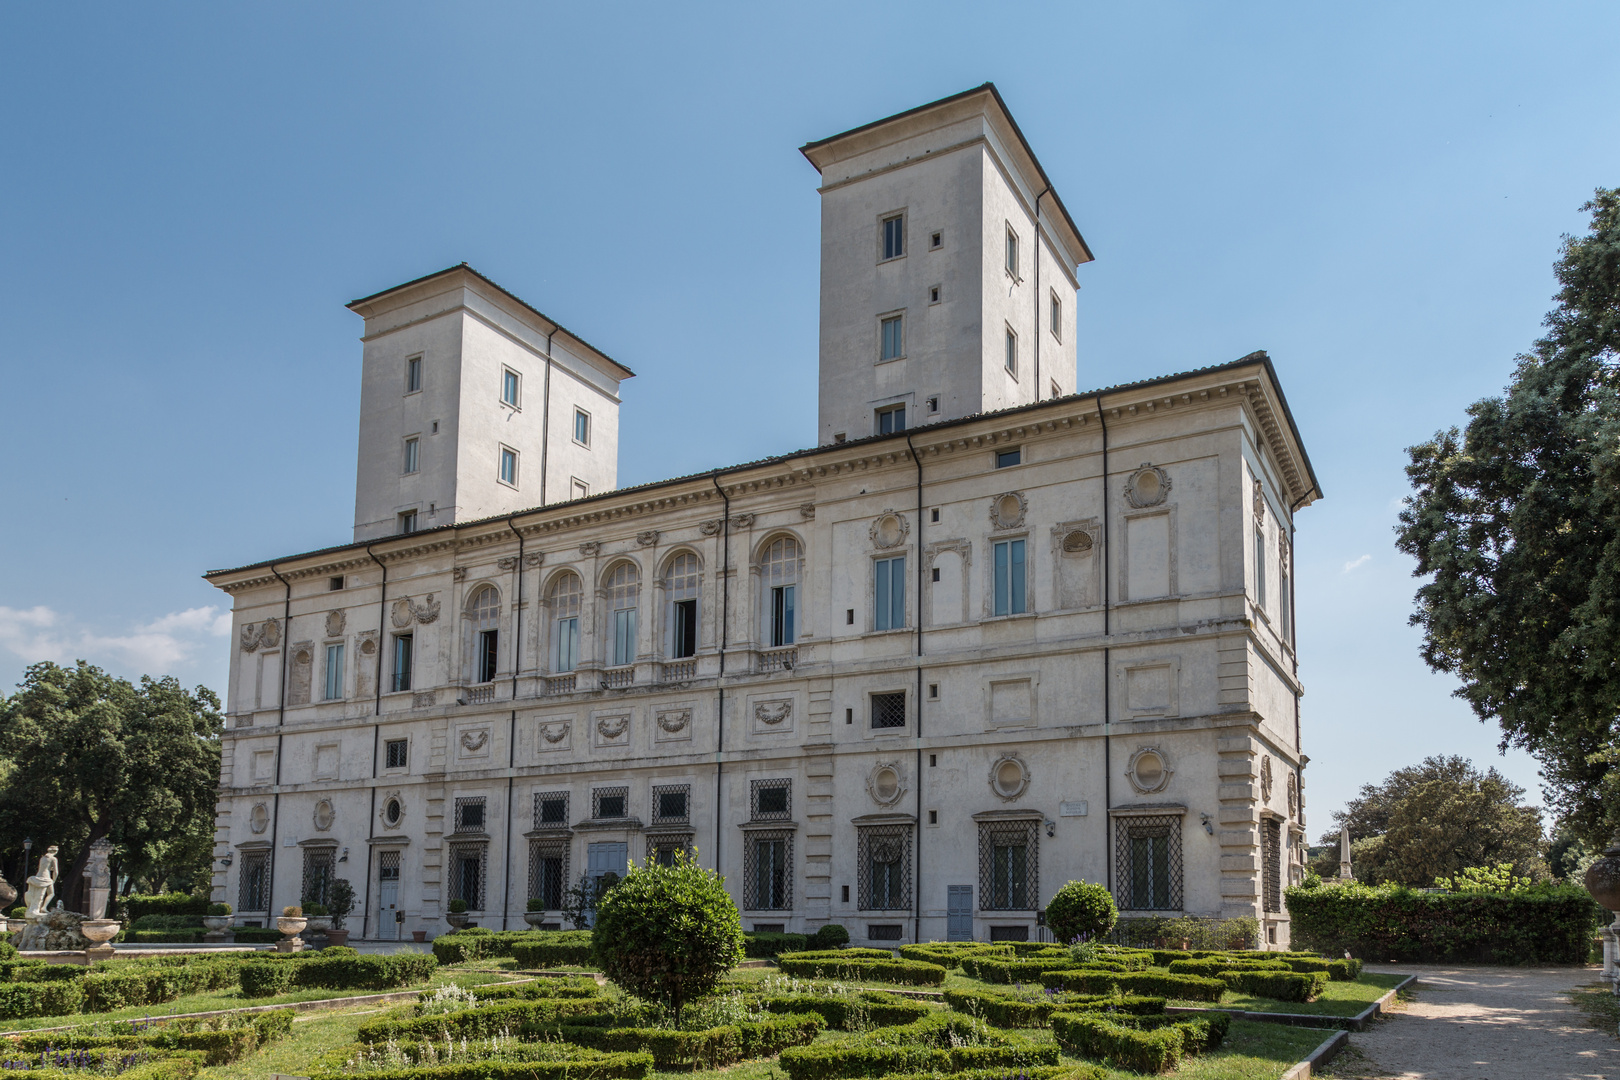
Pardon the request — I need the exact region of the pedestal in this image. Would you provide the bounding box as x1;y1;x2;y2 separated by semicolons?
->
85;944;115;962
275;936;304;953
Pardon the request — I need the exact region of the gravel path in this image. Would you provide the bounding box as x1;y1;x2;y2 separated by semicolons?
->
1324;965;1620;1079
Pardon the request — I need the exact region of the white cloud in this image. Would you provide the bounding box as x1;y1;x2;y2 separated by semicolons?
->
1342;554;1372;574
0;604;229;676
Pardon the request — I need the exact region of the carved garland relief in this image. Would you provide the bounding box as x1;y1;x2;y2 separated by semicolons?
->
869;512;909;549
324;610;346;638
1125;464;1172;509
754;700;792;726
240;618;281;653
989;492;1028;530
390;595;441;628
657;709;691;733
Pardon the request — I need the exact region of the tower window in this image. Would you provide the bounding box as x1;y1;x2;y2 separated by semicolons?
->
499;447;519;487
876;403;906;435
929;285;941;304
926;397;939;414
881;214;905;261
1005;328;1018;376
571;478;589;500
1005;227;1019;278
1050;291;1062;338
397;510;418;535
403;437;419;475
574;409;591;446
880;315;904;362
929;231;942;249
502;369;520;407
406;356;422;394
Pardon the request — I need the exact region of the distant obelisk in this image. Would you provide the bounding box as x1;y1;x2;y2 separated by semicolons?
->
1338;827;1353;880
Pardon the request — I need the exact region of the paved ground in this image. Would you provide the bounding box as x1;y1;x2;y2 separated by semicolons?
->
1324;965;1620;1079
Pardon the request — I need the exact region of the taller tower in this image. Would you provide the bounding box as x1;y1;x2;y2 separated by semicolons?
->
347;264;633;542
802;84;1092;445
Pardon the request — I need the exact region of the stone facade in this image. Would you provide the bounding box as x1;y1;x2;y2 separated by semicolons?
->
206;85;1321;948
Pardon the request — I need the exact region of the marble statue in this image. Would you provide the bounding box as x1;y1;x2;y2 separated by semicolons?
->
86;838;113;921
23;846;57;919
1337;827;1353;880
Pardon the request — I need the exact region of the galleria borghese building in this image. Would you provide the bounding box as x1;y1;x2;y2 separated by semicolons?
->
205;84;1321;949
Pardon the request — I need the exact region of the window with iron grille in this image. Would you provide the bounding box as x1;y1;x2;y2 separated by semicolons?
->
534;790;569;828
857;823;913;910
978;819;1039;910
593;786;629;819
1114;815;1184;912
1262;818;1282;913
301;848;334;908
385;739;408;770
750;778;791;820
454;797;487;833
528;839;568;909
647;833;693;867
868;924;903;940
871;691;906;730
379;849;400;882
652;785;690;824
239;851;269;912
449;842;487;910
743;830;792;910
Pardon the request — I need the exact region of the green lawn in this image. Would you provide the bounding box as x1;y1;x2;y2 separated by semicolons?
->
0;968;516;1033
1174;972;1406;1017
198;1004;379;1080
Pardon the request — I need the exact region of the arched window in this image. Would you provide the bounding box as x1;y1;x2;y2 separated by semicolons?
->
605;563;640;667
664;553;700;659
469;586;500;683
548;573;582;673
761;537;800;647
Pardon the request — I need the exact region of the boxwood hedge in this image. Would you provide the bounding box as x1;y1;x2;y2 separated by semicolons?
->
1051;1011;1228;1073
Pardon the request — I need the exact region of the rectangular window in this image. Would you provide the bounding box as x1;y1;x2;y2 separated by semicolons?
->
1115;815;1184;911
747;835;791;910
1050;380;1061;400
1005;328;1018;375
239;852;269;912
1255;529;1267;609
571;478;589;500
1050;291;1062;337
881;214;904;260
477;628;498;683
384;738;408;770
996;448;1022;468
858;824;911;911
329;576;344;591
929;230;943;249
993;539;1027;616
323;644;344;701
455;797;486;832
574;409;590;446
979;819;1039;911
555;617;579;672
450;843;485;910
406;356;422;393
535;791;569;827
1005;227;1019;277
771;585;796;647
530;839;567;910
302;848;333;909
653;785;690;823
397;510;417;535
876;403;906;435
870;691;906;730
403;438;419;474
928;285;940;304
593;787;628;819
1262;818;1282;913
391;634;413;692
880;315;904;361
612;607;637;667
672;599;697;659
751;778;791;820
502;369;520;407
500;447;519;486
1280;548;1292;643
874;556;905;632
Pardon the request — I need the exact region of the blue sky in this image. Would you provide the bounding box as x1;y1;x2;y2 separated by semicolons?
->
3;2;1617;838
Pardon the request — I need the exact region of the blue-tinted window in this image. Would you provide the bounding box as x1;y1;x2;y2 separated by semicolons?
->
874;556;905;631
993;539;1027;616
881;315;904;361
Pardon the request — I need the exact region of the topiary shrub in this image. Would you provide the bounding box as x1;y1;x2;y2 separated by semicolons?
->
327;879;355;930
589;849;744;1022
811;923;850;949
448;899;468;914
1046;880;1117;945
207;903;231;917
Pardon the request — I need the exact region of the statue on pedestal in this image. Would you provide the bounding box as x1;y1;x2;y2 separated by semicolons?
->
86;839;112;921
23;846;57;919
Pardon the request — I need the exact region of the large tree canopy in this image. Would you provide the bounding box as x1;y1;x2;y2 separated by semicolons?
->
1317;755;1545;887
0;662;222;905
1396;189;1620;846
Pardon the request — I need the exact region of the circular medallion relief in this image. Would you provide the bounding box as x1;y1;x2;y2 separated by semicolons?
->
989;492;1028;530
989;755;1030;801
1125;747;1173;794
313;799;335;831
249;803;270;834
869;512;910;549
867;763;905;806
1125;464;1172;509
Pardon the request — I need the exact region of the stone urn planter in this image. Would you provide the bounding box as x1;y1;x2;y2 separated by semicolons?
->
445;912;469;931
80;919;121;962
304;915;333;933
276;915;308;953
523;911;551;929
1583;838;1620;982
201;915;233;943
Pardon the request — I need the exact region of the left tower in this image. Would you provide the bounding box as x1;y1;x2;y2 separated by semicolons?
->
348;264;635;541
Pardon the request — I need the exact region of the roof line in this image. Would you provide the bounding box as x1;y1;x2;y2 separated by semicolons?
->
346;263;636;379
204;351;1315;581
799;82;1092;264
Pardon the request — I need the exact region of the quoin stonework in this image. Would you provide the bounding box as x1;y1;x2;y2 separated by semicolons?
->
205;84;1322;948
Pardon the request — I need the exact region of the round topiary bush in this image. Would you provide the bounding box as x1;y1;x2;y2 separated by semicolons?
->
1045;880;1117;944
812;923;850;948
590;849;744;1021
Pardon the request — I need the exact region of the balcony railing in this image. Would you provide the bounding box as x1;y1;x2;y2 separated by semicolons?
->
661;659;696;682
756;647;798;673
544;674;576;696
465;685;496;705
601;666;635;689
